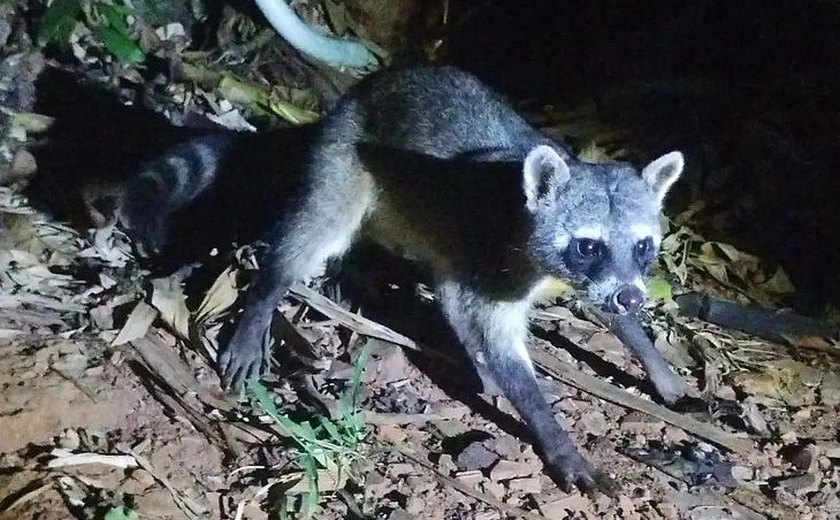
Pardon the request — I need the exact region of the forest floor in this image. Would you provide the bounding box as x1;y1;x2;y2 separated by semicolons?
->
1;1;839;519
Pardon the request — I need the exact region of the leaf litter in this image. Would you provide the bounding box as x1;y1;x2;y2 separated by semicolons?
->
1;2;839;520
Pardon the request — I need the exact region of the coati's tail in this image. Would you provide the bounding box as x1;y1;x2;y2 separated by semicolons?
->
28;67;231;255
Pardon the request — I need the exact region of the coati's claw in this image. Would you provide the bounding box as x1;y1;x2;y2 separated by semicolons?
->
548;450;619;497
650;371;691;405
219;325;267;392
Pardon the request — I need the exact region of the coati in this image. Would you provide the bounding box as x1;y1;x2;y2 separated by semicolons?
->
37;66;684;493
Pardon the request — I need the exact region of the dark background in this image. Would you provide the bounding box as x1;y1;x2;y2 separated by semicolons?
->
444;0;840;315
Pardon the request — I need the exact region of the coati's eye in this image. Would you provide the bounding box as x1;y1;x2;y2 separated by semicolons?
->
575;238;604;258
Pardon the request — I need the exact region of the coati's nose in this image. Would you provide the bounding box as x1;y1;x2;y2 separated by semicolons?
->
610;285;644;314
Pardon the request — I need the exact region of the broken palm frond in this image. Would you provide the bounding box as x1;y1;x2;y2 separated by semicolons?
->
47;449;138;469
177;65;320;125
217;76;320;125
289;282;423;355
253;0;379;71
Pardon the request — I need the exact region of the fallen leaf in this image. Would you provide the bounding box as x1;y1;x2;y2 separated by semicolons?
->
112;301;157;346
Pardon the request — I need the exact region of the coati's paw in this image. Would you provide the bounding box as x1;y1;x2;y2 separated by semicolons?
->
219;324;268;392
649;368;691;405
547;449;619;497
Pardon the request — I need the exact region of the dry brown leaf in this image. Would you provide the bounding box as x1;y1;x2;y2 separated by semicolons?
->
731;359;821;407
112;301;158;346
195;266;240;325
150;276;190;340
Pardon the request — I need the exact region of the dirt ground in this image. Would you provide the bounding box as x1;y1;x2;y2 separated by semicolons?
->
2;1;840;519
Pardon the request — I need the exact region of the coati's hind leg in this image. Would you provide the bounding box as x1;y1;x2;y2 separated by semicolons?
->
436;280;618;494
219;153;375;390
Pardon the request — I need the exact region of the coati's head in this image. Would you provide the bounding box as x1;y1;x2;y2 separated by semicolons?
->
523;145;683;314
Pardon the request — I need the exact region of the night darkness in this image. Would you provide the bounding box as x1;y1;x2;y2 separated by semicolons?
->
446;0;840;315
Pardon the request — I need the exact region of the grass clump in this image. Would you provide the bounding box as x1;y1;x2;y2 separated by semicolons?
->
248;341;373;518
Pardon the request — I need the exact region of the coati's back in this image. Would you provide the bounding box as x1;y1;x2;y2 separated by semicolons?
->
320;65;569;161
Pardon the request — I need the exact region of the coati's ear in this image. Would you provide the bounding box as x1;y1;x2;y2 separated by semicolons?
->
523;145;570;212
641;151;684;204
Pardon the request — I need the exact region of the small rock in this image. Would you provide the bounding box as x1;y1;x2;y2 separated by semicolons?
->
437;453;457;475
777;473;820;496
406;476;436;494
555;398;583;415
656;502;680;520
90;304;114;330
365;471;386;487
713;384;737;400
475;512;501;520
389;463;415;477
456;442;499;471
375;348;412;383
377;424;407;444
731;465;753;481
387;509;412;520
620;411;665;437
495;396;517;417
578;409;609;437
11;149;36;178
431;419;469;438
617;495;640;520
507;476;542;494
783;444;817;471
482;480;506;500
489;460;534;481
662;425;691;445
122;469;156;495
819;441;840;459
539;493;591;517
819;371;840;405
488;436;523;460
455;470;484;487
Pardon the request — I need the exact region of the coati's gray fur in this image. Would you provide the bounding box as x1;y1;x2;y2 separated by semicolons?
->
115;66;685;492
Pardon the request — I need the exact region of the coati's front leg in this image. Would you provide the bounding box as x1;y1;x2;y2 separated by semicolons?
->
219;253;291;389
437;280;617;494
219;149;376;390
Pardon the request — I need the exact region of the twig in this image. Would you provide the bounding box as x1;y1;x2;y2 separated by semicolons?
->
289;283;419;351
124;447;208;520
253;0;379;70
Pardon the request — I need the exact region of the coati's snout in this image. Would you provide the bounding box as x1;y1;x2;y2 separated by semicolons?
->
611;284;645;314
522;145;684;314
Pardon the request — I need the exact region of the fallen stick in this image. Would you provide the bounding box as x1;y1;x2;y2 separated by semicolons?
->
675;292;839;343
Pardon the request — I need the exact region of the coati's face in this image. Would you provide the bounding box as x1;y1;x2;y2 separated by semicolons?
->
523;146;683;314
